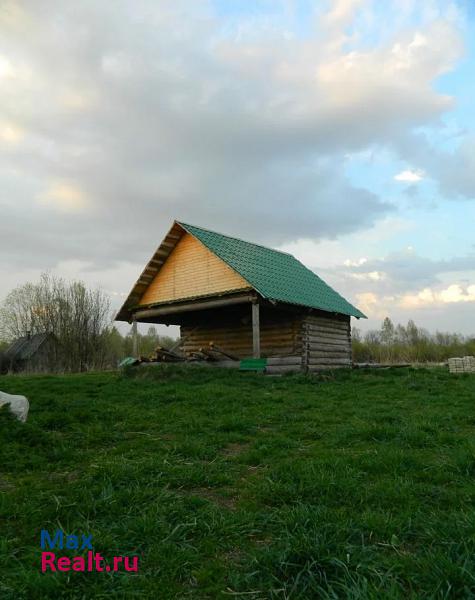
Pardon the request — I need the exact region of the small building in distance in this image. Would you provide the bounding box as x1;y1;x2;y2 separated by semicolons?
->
116;221;366;373
1;332;57;374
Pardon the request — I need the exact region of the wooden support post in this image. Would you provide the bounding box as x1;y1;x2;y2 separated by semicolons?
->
132;319;138;357
252;301;260;359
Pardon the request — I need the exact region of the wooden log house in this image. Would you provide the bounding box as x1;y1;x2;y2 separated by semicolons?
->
1;332;57;374
116;221;366;373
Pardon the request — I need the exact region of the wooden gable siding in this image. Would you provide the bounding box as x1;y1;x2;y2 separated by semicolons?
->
139;233;251;306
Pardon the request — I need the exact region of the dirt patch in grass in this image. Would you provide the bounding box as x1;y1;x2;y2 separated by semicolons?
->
221;441;250;457
47;470;80;483
184;486;238;510
0;476;15;491
223;547;246;565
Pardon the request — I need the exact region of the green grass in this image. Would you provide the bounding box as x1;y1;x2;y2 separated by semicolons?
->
1;366;475;599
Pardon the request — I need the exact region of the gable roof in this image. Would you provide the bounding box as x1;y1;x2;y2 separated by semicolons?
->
178;222;366;319
4;333;54;362
116;220;366;321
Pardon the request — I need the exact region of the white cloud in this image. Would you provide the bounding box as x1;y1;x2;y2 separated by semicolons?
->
401;284;475;308
0;0;471;342
355;291;392;319
344;257;368;267
439;284;475;303
351;270;385;281
0;121;23;143
352;283;475;328
0;55;13;79
357;283;475;313
394;168;425;182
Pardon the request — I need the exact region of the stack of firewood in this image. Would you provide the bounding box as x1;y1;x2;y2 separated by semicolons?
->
141;346;184;363
188;342;238;362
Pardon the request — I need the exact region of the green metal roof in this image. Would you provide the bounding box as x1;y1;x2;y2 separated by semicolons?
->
178;222;366;319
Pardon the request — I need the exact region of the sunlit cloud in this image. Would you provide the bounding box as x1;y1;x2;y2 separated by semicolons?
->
394;169;425;182
400;284;475;308
0;55;14;79
351;270;385;282
60;89;97;111
355;291;393;319
344;258;368;267
37;182;90;213
0;121;24;143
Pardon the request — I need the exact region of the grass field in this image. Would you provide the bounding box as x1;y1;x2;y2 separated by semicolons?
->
1;366;475;599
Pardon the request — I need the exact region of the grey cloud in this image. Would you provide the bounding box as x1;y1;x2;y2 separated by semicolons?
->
0;0;465;299
340;250;475;292
393;131;475;202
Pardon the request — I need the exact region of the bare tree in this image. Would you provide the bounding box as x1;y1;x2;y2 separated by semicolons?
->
0;273;111;372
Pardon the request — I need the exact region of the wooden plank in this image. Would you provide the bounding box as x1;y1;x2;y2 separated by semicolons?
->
180;334;299;342
306;327;349;338
252;302;260;359
308;351;350;358
184;331;299;341
308;358;351;366
308;325;350;336
132;320;138;357
305;316;349;327
307;329;349;338
307;336;350;346
301;320;309;373
308;364;348;371
307;345;350;354
181;335;300;344
134;294;255;320
266;365;301;374
182;321;301;332
266;356;301;366
140;233;251;305
307;337;350;345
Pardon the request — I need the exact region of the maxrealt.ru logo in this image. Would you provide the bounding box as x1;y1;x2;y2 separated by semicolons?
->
40;530;139;573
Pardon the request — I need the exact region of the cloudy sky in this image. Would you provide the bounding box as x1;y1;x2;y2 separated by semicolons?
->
1;0;474;334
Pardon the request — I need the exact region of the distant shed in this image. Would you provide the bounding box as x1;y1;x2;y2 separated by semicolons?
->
2;332;57;373
116;221;366;372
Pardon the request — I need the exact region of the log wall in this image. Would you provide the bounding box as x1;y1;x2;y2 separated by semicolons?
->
179;306;352;371
302;313;351;371
181;307;303;360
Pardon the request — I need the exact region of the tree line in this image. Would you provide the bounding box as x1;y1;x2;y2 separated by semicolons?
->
353;317;475;364
0;273;176;372
0;274;473;371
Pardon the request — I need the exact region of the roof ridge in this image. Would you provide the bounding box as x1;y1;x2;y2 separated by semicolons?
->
177;220;293;257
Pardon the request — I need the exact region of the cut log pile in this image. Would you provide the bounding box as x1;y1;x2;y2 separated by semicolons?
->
188;343;236;362
140;346;185;363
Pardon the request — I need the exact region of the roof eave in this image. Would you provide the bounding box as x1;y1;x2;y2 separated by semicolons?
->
115;220;187;322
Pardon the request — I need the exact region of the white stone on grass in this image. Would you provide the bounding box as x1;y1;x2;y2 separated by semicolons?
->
0;391;29;422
